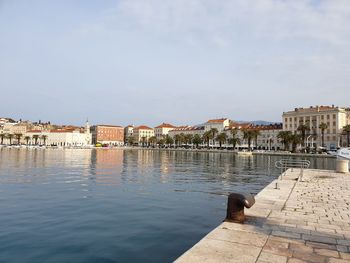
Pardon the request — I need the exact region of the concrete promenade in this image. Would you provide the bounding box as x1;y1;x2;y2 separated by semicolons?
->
176;169;350;263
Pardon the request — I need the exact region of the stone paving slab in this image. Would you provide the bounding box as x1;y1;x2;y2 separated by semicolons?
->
175;169;350;262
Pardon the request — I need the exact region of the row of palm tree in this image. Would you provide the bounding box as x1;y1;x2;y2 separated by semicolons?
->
278;123;350;151
126;128;262;150
0;133;48;145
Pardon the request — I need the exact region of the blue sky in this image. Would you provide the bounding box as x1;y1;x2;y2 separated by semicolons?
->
0;0;349;126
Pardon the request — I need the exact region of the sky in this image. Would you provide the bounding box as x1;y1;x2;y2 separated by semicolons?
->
0;0;349;127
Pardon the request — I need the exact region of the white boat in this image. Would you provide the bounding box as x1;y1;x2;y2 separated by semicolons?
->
338;148;350;160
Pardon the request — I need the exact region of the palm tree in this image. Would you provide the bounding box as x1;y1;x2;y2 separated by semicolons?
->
32;135;40;145
202;131;212;148
216;132;227;148
184;134;193;146
165;135;174;147
141;136;147;147
209;128;218;147
192;134;202;148
174;134;183;147
228;137;240;150
157;138;165;147
319;122;328;147
0;133;5;145
343;125;350;147
148;136;157;147
252;130;261;149
242;129;254;150
127;136;136;146
14;133;22;145
41;135;48;146
290;134;302;153
7;133;14;145
297;124;310;147
277;131;292;151
24;136;31;145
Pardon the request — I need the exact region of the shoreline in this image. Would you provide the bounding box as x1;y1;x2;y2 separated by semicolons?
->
0;145;337;158
175;168;350;262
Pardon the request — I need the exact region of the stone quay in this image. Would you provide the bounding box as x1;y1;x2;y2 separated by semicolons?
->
176;168;350;263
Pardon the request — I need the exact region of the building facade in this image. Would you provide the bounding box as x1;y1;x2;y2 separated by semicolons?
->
91;125;124;146
282;105;350;150
154;123;176;140
133;125;155;144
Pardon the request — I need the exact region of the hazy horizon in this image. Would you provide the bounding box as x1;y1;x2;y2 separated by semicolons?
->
1;0;349;126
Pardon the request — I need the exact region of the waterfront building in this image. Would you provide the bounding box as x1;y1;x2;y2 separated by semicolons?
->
25;122;91;146
168;126;205;139
154;123;177;140
253;123;283;150
133;125;155;145
91;125;124;146
124;125;134;144
282;105;350;149
204;118;230;132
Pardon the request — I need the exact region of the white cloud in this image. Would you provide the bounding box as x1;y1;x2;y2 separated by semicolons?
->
106;0;350;47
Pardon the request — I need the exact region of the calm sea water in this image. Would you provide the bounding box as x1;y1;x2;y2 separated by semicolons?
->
0;149;335;263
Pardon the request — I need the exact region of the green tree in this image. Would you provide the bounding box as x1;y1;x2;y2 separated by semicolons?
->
165;135;174;147
14;133;22;145
216;132;227;148
209;128;218;147
343;125;350;147
24;136;31;145
32;135;40;145
157;138;165;147
242;129;254;150
228;137;241;150
141;136;147;147
41;135;48;146
319;122;328;147
202;131;212;148
192;134;202;148
0;133;5;144
148;136;157;147
7;133;14;145
174;134;183;147
297;124;310;147
184;134;193;146
290;134;302;153
277;131;292;151
127;135;136;146
252;129;261;149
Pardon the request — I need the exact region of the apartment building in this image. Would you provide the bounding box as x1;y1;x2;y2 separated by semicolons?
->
133;125;155;144
154;123;176;140
168;126;205;138
204;118;230;132
91;125;124;146
282;105;350;149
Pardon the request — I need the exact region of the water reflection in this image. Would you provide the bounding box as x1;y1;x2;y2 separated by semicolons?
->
0;148;337;263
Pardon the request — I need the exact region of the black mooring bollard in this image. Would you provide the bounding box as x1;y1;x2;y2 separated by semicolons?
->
225;193;255;223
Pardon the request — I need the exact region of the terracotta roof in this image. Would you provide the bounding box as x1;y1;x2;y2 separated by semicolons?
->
96;125;123;128
155;123;176;129
50;129;76;133
170;126;204;132
206;118;228;123
250;123;283;130
134;125;153;130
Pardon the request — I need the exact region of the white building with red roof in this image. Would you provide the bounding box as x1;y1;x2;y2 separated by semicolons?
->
133;125;155;144
154;123;176;139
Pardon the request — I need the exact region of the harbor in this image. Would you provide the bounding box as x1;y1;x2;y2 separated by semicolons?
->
176;166;350;262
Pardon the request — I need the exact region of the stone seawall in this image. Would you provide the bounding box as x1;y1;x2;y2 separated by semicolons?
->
175;169;350;263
